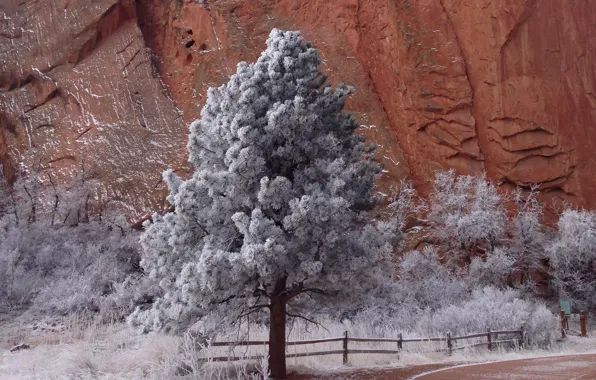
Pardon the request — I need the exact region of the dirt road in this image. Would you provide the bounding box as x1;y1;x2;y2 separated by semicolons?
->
289;364;456;380
414;354;596;380
291;354;596;380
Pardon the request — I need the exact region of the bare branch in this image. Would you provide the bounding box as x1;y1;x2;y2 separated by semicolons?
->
22;182;36;224
300;288;327;296
285;311;329;333
46;172;59;226
253;287;270;298
238;304;270;319
194;217;210;236
213;294;240;305
281;283;328;302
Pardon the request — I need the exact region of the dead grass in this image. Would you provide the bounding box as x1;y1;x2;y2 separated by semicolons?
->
1;317;594;380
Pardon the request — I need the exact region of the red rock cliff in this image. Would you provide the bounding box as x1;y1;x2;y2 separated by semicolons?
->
1;0;594;221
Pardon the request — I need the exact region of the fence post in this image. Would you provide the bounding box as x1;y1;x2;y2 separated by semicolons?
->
398;333;403;350
560;310;567;338
343;330;348;365
487;328;492;351
447;332;452;355
520;327;526;349
580;311;587;337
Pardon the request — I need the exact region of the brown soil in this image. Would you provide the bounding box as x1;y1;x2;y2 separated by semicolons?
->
415;354;596;380
288;363;456;380
289;354;596;380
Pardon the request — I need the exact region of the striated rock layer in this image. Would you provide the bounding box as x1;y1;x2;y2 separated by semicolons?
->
1;0;595;221
440;0;595;210
0;0;188;219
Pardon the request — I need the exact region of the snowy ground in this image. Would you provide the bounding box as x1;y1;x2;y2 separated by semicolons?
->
1;313;595;380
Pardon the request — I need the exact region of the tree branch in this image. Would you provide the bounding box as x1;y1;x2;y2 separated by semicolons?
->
238;304;270;319
281;283;328;302
46;172;59;226
253;287;270;298
213;294;242;305
194;217;210;236
300;288;327;296
22;182;36;224
285;311;329;333
279;282;303;301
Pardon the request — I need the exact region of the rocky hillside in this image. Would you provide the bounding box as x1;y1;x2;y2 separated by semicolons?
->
1;0;594;222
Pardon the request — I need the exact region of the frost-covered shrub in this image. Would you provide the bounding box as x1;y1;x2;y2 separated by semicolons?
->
0;165;149;319
508;187;549;290
524;303;558;347
427;170;507;257
0;220;147;320
468;248;515;288
386;180;421;233
423;172;553;291
415;287;557;347
548;209;596;310
416;287;528;335
396;247;468;311
340;286;557;348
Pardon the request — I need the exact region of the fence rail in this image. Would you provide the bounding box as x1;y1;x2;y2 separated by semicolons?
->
205;328;525;363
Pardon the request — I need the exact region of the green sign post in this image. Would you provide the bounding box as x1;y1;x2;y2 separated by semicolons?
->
560;299;571;315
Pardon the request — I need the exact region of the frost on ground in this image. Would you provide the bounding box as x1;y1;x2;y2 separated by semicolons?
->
0;316;264;380
1;313;595;380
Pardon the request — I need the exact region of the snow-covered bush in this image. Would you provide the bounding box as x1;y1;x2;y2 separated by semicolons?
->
468;248;515;288
427;170;507;258
339;286;557;348
0;164;151;319
350;247;515;333
524;303;559;347
548;209;596;310
395;247;468;311
0;202;151;319
508;187;549;290
415;287;557;347
423;171;554;292
0;221;147;320
379;177;558;346
386;180;421;232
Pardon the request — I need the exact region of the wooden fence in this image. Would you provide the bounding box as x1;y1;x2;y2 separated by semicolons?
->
204;329;525;363
560;310;588;338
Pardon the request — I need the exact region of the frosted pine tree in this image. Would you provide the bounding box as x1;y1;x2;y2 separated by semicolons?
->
129;29;398;378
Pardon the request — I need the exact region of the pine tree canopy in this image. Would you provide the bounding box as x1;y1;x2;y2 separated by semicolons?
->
129;29;398;335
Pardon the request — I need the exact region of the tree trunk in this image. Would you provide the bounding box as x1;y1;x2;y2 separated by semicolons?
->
269;278;287;379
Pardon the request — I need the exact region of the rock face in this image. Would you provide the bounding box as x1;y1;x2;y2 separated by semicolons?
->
441;0;595;210
0;0;188;219
1;0;595;221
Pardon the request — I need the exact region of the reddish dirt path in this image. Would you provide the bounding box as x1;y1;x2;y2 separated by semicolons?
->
289;354;596;380
414;354;596;380
289;364;457;380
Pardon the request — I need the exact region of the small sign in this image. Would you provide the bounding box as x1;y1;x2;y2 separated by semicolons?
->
560;300;571;315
